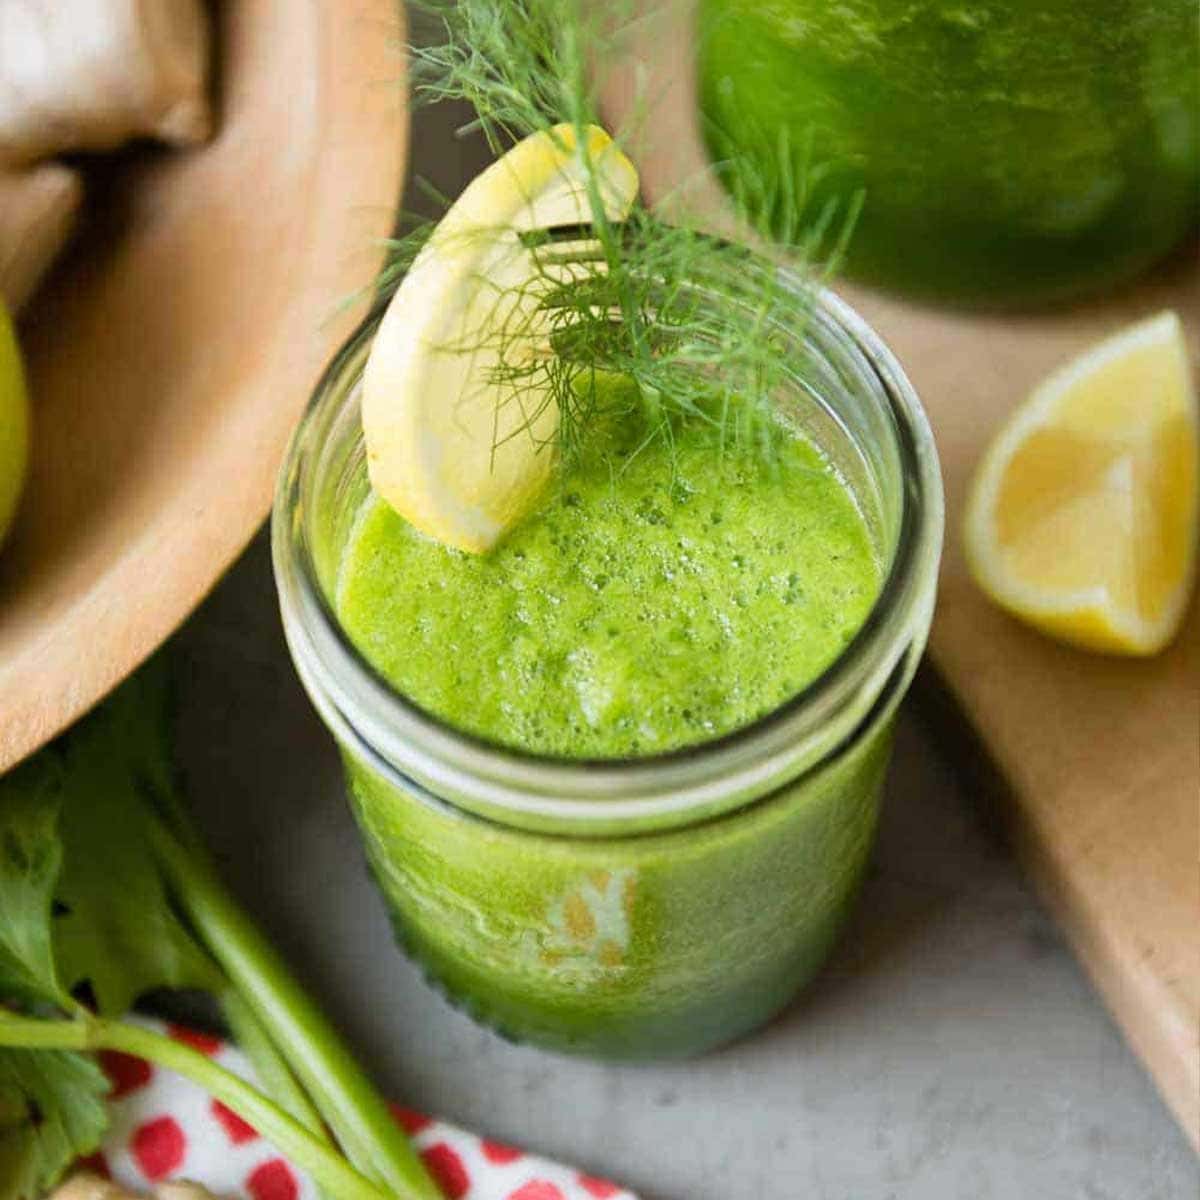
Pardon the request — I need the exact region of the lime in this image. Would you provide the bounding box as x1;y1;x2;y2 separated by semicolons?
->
0;302;29;547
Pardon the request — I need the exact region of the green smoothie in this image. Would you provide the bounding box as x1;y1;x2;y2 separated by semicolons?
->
345;710;892;1056
334;409;890;1055
336;414;881;757
699;0;1200;305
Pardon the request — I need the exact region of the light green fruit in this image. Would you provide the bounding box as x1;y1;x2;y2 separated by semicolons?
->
0;301;30;546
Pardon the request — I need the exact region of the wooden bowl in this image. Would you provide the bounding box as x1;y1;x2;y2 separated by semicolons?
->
0;0;407;769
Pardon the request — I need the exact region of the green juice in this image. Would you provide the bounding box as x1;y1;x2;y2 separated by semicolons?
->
337;418;880;757
699;0;1200;305
275;276;942;1059
335;416;889;1055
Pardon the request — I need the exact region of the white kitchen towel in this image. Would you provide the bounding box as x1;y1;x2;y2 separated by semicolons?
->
78;1019;637;1200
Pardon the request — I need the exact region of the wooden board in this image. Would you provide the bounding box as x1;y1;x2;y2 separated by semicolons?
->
0;0;407;768
599;0;1200;1148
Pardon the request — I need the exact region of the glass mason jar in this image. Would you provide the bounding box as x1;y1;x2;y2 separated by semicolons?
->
698;0;1200;306
273;276;943;1059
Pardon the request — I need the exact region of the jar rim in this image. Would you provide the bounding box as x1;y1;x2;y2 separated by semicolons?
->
272;277;943;829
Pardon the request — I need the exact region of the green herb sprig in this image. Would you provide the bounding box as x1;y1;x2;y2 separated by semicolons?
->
398;0;859;475
0;663;441;1200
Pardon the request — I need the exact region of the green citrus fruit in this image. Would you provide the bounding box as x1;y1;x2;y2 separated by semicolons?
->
0;302;30;547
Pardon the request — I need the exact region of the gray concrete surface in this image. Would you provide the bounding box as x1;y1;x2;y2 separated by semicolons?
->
172;100;1198;1199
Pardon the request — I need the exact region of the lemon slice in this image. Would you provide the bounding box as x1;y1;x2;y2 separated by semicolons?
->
964;310;1198;655
362;123;638;553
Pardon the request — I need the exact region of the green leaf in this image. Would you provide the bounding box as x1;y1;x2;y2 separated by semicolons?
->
0;1047;108;1200
52;667;223;1016
0;756;69;1011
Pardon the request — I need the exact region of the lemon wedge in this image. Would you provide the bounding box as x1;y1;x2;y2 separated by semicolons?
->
964;310;1198;655
361;123;639;553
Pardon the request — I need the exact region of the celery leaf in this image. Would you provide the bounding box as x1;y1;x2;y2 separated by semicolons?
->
51;667;223;1016
0;1046;107;1200
0;758;68;1011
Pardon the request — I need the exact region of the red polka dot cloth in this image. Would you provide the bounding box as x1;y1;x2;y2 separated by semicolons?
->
82;1019;636;1200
